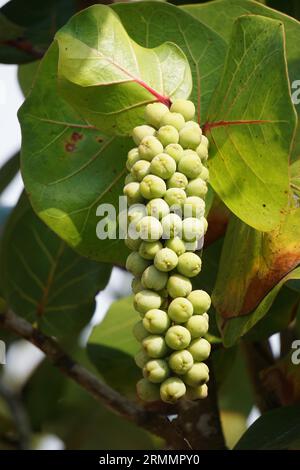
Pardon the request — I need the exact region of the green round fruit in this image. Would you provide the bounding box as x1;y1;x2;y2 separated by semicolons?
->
160;377;186;403
177;252;202;278
124;173;136;185
183;362;209;387
160;111;185;130
126;252;150;277
154;247;178;272
131;278;144;294
134;349;149;368
150;153;176;179
200;166;209;182
143;309;170;334
167;273;192;298
156;125;179;146
179;125;202;149
187;290;211;314
165;325;191;350
143;359;170;383
169;350;194;375
126;147;140;170
136;378;160;402
178;151;203;179
184;239;199;252
186;384;208;400
142;335;169;358
168;297;193;323
165;237;186;256
132;125;155;145
138;135;164;161
123;182;143;205
134;289;162;315
139;240;163;260
188;338;211;361
201;134;209;148
142;265;168;291
170;99;195;121
161;213;183;239
182;217;204;241
140;175;166;200
145;102;169;128
124;236;141;251
185;315;209;339
165;143;184;163
196;141;208;161
164;188;186;208
136;216;163;241
146;198;170;220
186;178;208;198
167;172;188;189
131;160;151;181
184;196;205;218
133;320;149;341
127;204;147;225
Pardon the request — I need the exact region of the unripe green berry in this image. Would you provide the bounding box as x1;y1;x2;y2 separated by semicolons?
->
183;362;209;387
124;173;136;184
164;188;186;208
154;247;178;272
188;338;211;361
137;216;163;241
165;325;191;350
170;99;195;121
143;359;170;383
165;237;186;256
203;312;209;322
127;204;147;225
185;315;209;339
160;111;185;130
187;290;211;314
142;265;168;291
160;377;186;403
186;384;208;400
126;252;150;277
132;125;155;145
150;153;176;179
167;274;192;298
165;143;183;163
136;378;160;402
134;289;162;315
142;335;169;358
126;148;140;170
168;297;193;323
134;349;149;368
131;278;144;294
167;172;188;189
131;160;150;181
139;135;164;161
182;217;204;242
169;350;194;375
185;121;201;130
179;124;202;149
146;198;170;220
184;239;199;252
196;141;208;161
156;125;179;146
201;134;209;148
186;178;208;198
145;102;169;128
143;309;170;334
184;196;205;218
133;321;149;341
139;240;163;260
140;175;166;200
123;182;143;205
161;213;183;239
203;217;208;234
125;236;141;251
200;166;209;182
178;151;203;179
177;252;202;278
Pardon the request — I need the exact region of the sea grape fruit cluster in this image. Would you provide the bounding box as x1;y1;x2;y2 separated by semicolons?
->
124;99;211;404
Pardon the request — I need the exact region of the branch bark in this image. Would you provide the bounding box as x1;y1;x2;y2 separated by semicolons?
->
0;309;188;449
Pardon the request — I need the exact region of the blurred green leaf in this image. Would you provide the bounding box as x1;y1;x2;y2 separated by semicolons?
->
0;153;19;195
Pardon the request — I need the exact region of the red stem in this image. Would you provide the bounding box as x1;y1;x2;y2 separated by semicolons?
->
203;119;272;135
135;77;171;108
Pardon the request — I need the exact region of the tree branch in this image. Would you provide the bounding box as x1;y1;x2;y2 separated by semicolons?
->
0;309;189;449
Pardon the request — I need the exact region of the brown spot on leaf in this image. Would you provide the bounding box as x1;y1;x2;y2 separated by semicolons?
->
71;132;83;142
65;142;76;152
97;136;104;143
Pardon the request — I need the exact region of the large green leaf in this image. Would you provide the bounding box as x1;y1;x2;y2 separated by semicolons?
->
56;4;192;136
235;404;300;449
184;0;300;161
19;42;131;265
0;193;112;341
205;15;296;231
113;1;227;125
87;296;139;397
